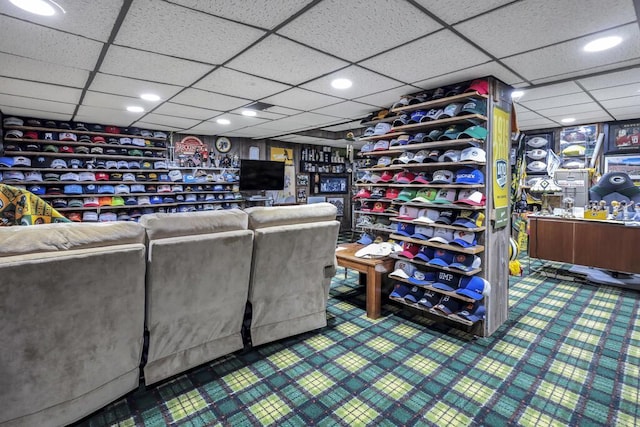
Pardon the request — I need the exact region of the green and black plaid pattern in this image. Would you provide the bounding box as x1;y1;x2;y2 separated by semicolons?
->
76;254;640;426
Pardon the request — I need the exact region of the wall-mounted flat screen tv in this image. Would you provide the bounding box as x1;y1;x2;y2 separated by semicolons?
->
239;160;285;191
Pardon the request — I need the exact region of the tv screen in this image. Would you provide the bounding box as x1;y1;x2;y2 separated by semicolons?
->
239;160;285;191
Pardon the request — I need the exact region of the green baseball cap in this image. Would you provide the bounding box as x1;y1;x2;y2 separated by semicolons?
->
411;188;437;203
397;188;418;202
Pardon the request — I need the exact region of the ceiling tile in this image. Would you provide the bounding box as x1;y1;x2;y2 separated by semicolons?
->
360;29;490;83
0;77;81;104
278;0;442;62
74;105;145;127
0;105;71;122
415;0;514;24
609;106;640;120
170;88;250;111
311;101;377;120
152;103;221;120
225;35;348;85
518;92;593;111
518;118;560;130
195;67;292;100
261;88;343;111
0;52;89;87
262;112;340;132
225;125;285;138
578;68;640;90
88;74;183;100
321;120;364;132
82;91;155;111
514;107;546;121
536;102;606;116
167;0;311;29
131;121;184;131
0;0;124;42
187;113;269;135
512;82;583;102
273;135;343;146
600;95;640;109
412;61;524;89
99;46;215;86
300;65;402;99
454;0;636;58
354;85;420;109
544;110;614;124
0;15;102;70
141;113;202;129
590;85;640;101
227;108;285;120
502;24;640;82
530;59;640;85
0;94;75;114
115;0;264;64
262;106;302;116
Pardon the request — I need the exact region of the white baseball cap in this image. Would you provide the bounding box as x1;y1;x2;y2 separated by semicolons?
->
460;147;486;162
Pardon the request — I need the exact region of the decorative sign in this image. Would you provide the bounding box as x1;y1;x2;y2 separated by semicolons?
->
175;135;206;155
492;106;510;228
270;147;294;165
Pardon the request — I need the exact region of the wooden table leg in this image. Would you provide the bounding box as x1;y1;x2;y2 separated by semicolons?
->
366;266;381;319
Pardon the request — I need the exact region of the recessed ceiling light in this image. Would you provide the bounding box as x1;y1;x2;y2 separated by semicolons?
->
583;36;622;52
241;110;257;117
217;118;230;125
126;106;144;113
140;93;160;101
9;0;64;16
331;78;352;89
511;90;525;99
561;118;576;123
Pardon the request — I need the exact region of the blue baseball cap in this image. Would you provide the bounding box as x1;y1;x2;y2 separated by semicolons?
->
456;276;488;300
357;233;373;245
456;302;486;322
395;222;415;237
404;286;424;303
427;248;454;267
408;270;436;286
434;295;464;315
28;185;46;195
389;283;411;299
417;289;441;308
432;271;461;292
455;167;485;185
414;246;434;262
449;253;481;272
63;184;83;195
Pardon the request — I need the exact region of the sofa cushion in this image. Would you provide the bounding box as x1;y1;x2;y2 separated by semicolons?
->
139;209;248;240
245;203;337;230
0;222;144;257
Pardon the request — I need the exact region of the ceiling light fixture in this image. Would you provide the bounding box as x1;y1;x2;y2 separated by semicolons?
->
217;118;230;125
511;90;525;99
140;93;160;101
126;106;144;113
561;118;576;123
331;78;352;89
9;0;65;16
241;110;257;117
583;36;622;52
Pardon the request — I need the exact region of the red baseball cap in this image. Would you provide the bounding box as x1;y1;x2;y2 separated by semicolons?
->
92;135;106;143
95;172;110;181
384;188;400;199
466;79;488;95
353;188;371;199
380;171;395;182
372;202;389;213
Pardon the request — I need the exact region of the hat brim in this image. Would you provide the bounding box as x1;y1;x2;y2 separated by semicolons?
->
427;258;450;267
456;289;484;300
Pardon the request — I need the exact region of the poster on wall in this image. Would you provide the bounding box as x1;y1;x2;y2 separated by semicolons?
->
270;147;294;165
326;197;344;216
296;173;309;186
296;187;307;204
491;106;510;228
606;119;640;153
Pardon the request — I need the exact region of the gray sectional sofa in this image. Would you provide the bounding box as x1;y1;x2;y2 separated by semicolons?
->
0;203;339;427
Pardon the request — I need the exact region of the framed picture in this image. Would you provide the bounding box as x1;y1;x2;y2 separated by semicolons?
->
318;175;348;194
605;119;640;154
604;154;640;180
296;187;307;204
560;124;598;157
326;197;344;216
296;173;309;186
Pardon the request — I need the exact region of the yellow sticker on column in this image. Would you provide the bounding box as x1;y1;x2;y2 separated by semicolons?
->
492;107;510;228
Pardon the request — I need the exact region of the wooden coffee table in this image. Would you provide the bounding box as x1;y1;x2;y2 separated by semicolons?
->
335;243;396;319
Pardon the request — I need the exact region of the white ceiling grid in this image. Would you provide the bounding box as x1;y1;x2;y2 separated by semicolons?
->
0;0;638;143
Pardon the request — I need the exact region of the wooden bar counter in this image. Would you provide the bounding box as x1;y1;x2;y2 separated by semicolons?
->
528;215;640;274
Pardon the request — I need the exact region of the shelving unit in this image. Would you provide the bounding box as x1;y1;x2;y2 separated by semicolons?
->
353;77;512;337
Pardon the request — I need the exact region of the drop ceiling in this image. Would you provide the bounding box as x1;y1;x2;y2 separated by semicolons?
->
0;0;639;147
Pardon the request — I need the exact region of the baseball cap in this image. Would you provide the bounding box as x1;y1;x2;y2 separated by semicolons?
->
424;108;445;121
452;210;484;228
466;79;488;95
389;260;418;280
460;147;486;162
392;152;415;164
432;189;456;204
356;233;374;245
449;253;482;272
439;150;461;163
59;132;77;141
51;159;68;169
384;188;400;200
395;222;416;237
435;210;456;225
372;201;389;213
98;196;112;206
28;185;46;195
374;156;392;168
95;172;110;181
431;170;454;184
410;188;437;203
397;205;420;220
353;188;372;199
389;283;411;299
4;170;25;180
33;156;52;168
459;126;488;141
411;172;430;184
396;188;418;202
411;225;434;240
428;228;454;244
83;197;100;207
373;140;390;151
369;187;386;199
115;184;131;194
428;249;454;267
409;110;427;124
414;208;439;224
138;195;151;205
67;198;83;208
459;99;486;116
63;184;83;195
414;246;435;262
395;171;416;184
455;189;486;206
456;276;488;300
455;168;485;185
424;129;444;142
409;151;429;164
417;289;441;308
456;302;486;323
433;295;464;315
373;123;392;135
5;129;24;139
438;125;466;140
440;103;463;118
83;211;99;222
451;230;477;248
432;271;461;291
60;172;80;181
398;242;420;259
99;212;118;222
404;286;424;303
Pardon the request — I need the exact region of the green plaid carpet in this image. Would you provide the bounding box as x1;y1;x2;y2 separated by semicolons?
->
75;237;640;426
